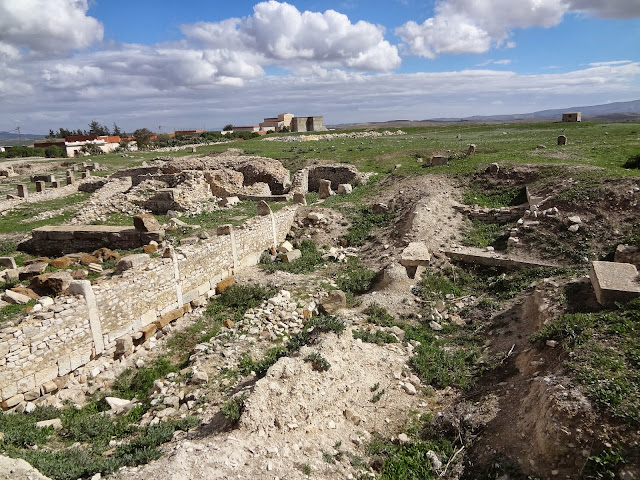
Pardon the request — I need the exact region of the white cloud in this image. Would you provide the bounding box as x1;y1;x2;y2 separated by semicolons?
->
477;59;512;67
396;0;640;58
182;1;400;71
0;0;102;56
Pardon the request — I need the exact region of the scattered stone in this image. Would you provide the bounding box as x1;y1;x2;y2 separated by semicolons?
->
293;192;307;205
115;254;150;273
0;455;52;480
216;277;235;294
614;245;640;267
49;256;71;268
568;215;582;224
190;370;209;385
319;290;347;314
568;224;580;233
105;397;132;411
38;296;54;307
318;179;334;199
72;269;88;279
224;318;235;329
307;212;324;223
278;241;294;254
219;196;240;207
397;433;410;444
426;450;442;470
337;184;352;194
429;321;443;331
1;394;24;410
590;261;640;306
143;242;159;254
546;340;558;348
400;242;431;267
18;261;48;280
280;249;302;263
0;257;17;269
536;144;546;149
35;418;63;430
133;213;162;232
2;289;31;305
402;382;417;395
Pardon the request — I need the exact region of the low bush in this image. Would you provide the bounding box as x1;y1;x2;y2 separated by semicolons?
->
352;329;398;344
260;239;324;274
336;258;377;296
221;393;248;423
304;352;331;371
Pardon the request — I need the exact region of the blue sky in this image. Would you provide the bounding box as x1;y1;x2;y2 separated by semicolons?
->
1;0;639;133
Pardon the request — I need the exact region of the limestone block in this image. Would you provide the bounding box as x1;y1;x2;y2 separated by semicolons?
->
1;393;24;410
337;184;352;194
143;243;159;254
219;196;240;207
140;324;157;341
217;224;233;235
3;289;31;305
115;254;150;273
280;249;302;263
41;271;73;295
17;375;35;394
36;418;62;430
293;192;307;205
19;262;48;280
35;365;58;386
430;155;448;166
1;269;19;283
278;241;294;253
0;257;16;269
69;347;91;371
140;309;156;327
319;290;347;314
41;381;58;394
1;382;18;401
133;213;162;232
400;242;431;267
589;261;640;306
24;389;41;401
257;200;272;216
49;256;71;268
216;277;235;294
115;336;133;356
58;355;71;376
318;179;334;199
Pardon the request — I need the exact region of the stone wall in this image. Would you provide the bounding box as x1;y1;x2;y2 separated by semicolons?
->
0;206;298;405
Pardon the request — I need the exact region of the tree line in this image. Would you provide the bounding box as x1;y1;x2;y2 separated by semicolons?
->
48;121;125;139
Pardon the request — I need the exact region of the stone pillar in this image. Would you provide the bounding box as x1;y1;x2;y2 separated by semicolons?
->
293;192;307;205
191;146;197;153
66;173;74;185
17;184;28;198
467;144;476;155
51;181;60;188
35;181;45;193
82;171;90;179
558;135;567;145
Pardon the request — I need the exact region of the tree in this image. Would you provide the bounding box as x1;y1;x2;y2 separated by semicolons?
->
88;120;109;136
47;129;55;138
112;123;122;137
133;128;153;148
44;145;65;158
223;124;234;131
57;128;72;138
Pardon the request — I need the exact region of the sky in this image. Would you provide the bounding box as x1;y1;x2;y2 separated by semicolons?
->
1;0;639;134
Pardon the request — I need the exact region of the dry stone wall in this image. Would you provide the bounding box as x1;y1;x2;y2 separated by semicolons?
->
0;206;297;405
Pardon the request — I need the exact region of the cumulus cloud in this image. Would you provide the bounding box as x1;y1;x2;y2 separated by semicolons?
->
0;0;103;56
183;0;400;71
396;0;640;58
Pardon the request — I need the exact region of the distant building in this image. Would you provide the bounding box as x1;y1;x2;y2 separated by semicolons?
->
291;116;328;133
259;113;294;132
562;112;582;122
233;126;261;133
34;135;122;157
175;129;204;138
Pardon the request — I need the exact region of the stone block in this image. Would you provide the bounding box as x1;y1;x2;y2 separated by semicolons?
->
35;181;45;193
41;381;58;394
3;289;31;305
17;375;35;394
219;196;240;207
430;155;448;166
293;192;307;205
51;181;60;188
140;310;156;327
115;254;150;273
19;261;48;280
217;224;233;235
319;290;346;314
133;213;161;232
69;347;91;371
140;324;157;341
143;243;158;254
49;256;71;268
115;336;133;356
58;355;71;376
24;389;41;401
400;242;431;267
1;269;19;283
17;184;28;198
0;257;17;269
280;249;302;263
337;184;352;194
278;241;294;253
318;179;334;199
36;418;62;430
34;365;58;386
1;393;24;410
257;200;272;216
589;261;640;306
558;135;567;145
216;277;235;294
156;303;191;329
41;271;73;295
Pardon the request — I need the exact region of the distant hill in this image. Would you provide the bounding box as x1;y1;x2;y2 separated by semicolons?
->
332;99;640;130
0;131;46;147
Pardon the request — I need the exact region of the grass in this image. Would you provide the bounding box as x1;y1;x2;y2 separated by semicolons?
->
0;300;36;328
462;186;527;208
259;239;325;274
111;355;178;401
0;403;200;480
0;193;89;234
364;303;398;327
462;220;510;249
220;393;248;423
531;298;640;423
340;205;395;247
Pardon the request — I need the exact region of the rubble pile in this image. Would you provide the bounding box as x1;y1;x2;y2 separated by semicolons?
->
263;130;407;142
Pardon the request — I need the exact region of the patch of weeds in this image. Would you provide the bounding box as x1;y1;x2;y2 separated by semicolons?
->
205;283;276;324
353;329;398;344
304;352;331;371
462;186;527;208
220;393;248;423
322;450;336;464
364;303;397;327
370;389;385;403
0;302;34;327
336;258;377;296
584;446;628;479
260;239;325;274
341;206;394;247
462;220;509;249
410;342;479;389
365;434;454;480
300;463;313;476
111;355;178;400
531;299;640;422
61;403;137;445
414;268;471;301
0;410;56;448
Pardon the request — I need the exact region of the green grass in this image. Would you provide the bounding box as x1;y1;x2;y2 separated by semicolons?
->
111;355;178;400
462;186;527;208
0;193;89;234
461;220;509;249
259;239;325;274
340;205;395;247
0;300;36;328
220;393;248;423
336;258;377;296
531;299;640;422
364;303;398;327
303;352;332;371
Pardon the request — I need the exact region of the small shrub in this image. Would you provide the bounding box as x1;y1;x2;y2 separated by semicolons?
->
364;303;397;327
221;393;248;423
370;389;385;403
337;258;376;295
111;356;177;400
462;186;527;208
341;206;394;247
622;154;640;169
353;329;398;344
304;352;331;371
260;240;324;274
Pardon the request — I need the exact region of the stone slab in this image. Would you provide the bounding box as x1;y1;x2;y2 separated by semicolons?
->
589;261;640;306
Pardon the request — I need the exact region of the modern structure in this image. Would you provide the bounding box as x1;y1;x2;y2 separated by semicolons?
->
290;116;328;133
562;112;582;122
